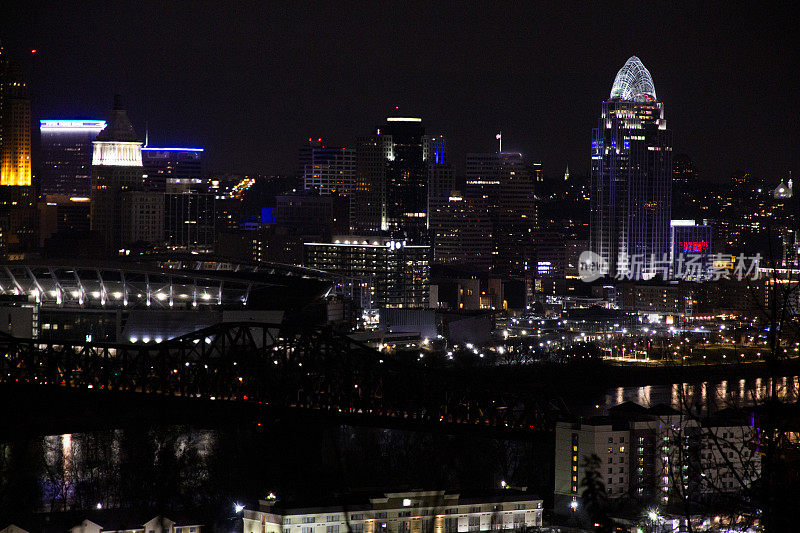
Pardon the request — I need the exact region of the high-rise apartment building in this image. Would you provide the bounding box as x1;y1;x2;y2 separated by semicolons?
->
304;236;429;309
39;120;106;196
590;56;672;279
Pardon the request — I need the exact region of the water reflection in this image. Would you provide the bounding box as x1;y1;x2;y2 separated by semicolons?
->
603;375;800;412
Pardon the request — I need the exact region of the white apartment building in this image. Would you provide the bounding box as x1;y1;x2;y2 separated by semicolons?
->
555;403;760;517
243;490;543;533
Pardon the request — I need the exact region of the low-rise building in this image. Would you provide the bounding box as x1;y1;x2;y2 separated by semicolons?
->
243;490;543;533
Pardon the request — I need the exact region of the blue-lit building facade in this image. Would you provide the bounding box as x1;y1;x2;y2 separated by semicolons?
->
426;135;456;219
590;56;673;279
40;120;106;197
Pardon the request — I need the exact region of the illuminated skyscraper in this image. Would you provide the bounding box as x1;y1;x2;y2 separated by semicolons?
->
0;49;31;187
40;120;106;196
590;56;672;279
91;96;162;249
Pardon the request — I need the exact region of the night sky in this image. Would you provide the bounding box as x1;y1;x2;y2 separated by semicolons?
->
3;2;798;181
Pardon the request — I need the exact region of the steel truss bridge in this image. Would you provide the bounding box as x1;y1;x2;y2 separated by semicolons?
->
0;323;558;431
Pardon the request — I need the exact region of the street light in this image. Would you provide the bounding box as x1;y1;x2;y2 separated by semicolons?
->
234;503;245;513
646;509;661;533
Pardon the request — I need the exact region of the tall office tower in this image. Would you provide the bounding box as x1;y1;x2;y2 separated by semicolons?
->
0;48;36;252
466;152;537;275
426;135;456;228
298;137;323;175
352;117;429;238
165;181;215;253
428;192;492;270
142;146;204;191
40;120;106;196
91;96;161;250
427;135;455;197
141;147;210;251
0;51;31;186
590;56;672;279
301;142;356;196
352;135;386;234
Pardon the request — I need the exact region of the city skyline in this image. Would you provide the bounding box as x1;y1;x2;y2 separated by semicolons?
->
2;4;800;529
2;2;797;180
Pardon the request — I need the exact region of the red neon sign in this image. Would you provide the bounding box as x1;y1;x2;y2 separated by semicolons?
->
679;241;708;253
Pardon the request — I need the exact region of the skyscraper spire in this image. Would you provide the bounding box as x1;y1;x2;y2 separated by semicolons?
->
610;56;657;102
